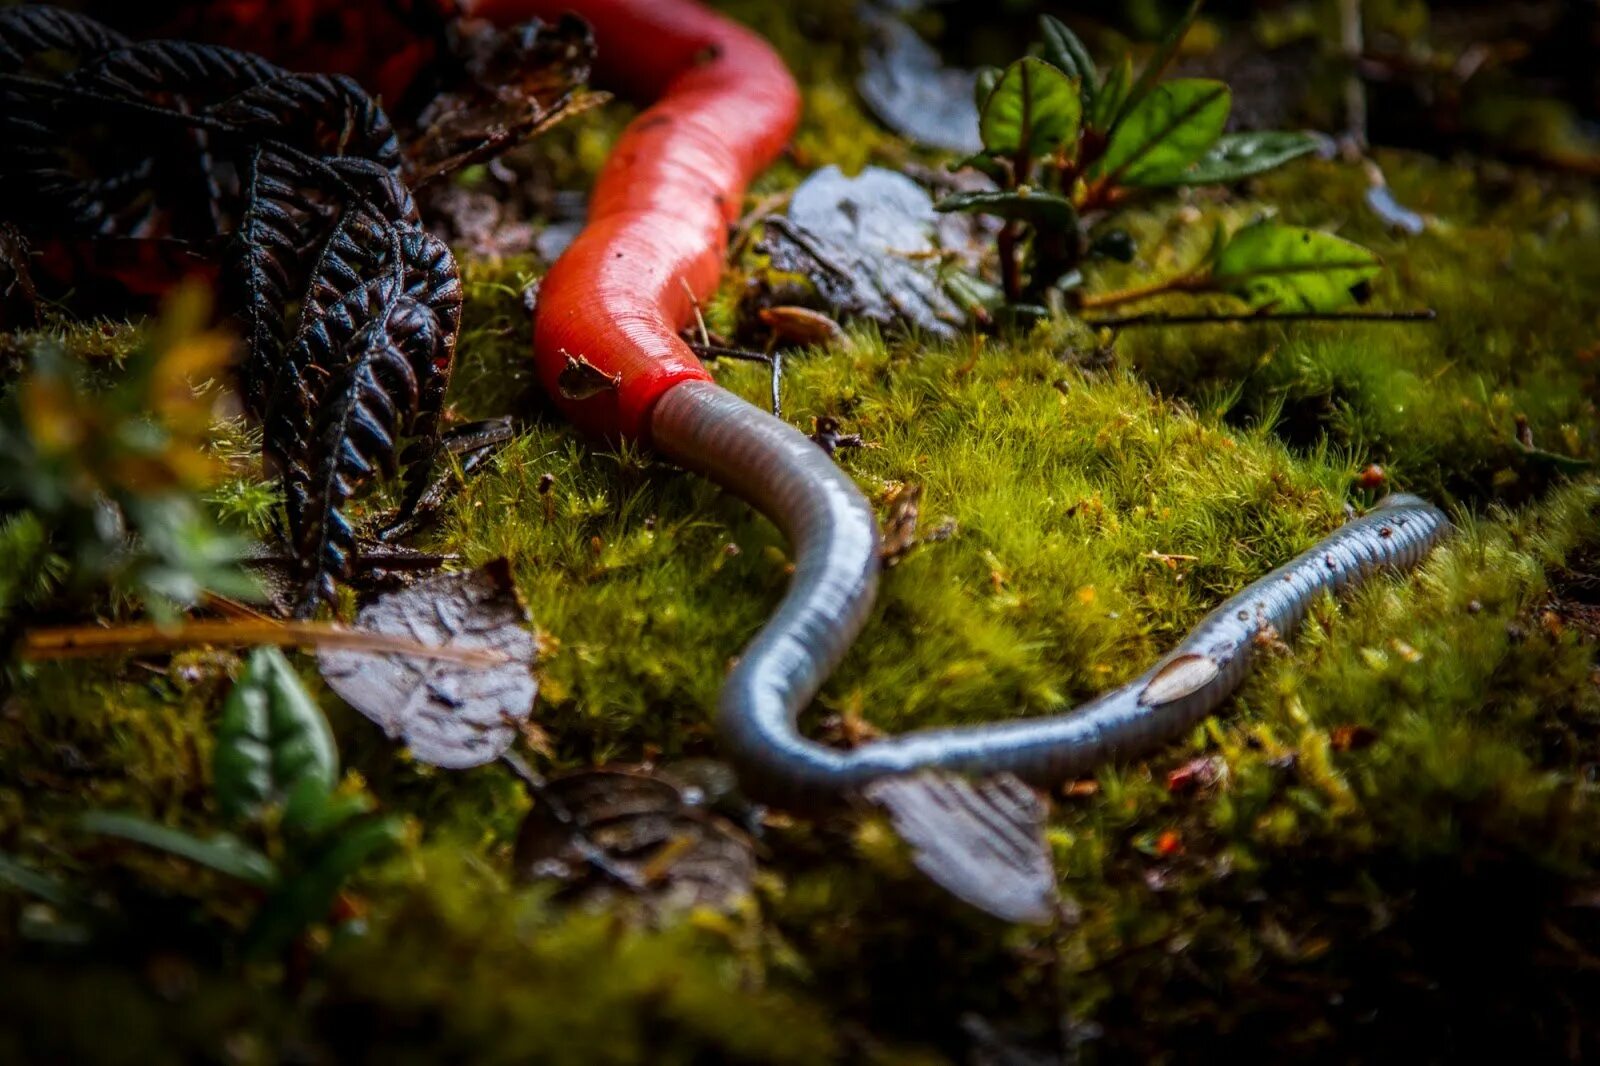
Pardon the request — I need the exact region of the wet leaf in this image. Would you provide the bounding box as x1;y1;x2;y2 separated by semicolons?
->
79;811;278;887
935;189;1078;233
864;771;1059;925
757;165;974;339
1211;222;1382;312
1039;15;1097;108
1088;53;1133;134
1137;130;1321;186
513;768;755;912
857;15;981;153
980;58;1081;158
214;646;339;825
1091;79;1230;187
317;559;537;769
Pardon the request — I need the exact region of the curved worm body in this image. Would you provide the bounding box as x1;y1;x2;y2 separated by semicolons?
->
656;384;1450;807
467;0;800;439
460;0;1450;807
334;0;1449;807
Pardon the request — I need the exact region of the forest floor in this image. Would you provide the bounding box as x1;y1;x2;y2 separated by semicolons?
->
4;2;1600;1063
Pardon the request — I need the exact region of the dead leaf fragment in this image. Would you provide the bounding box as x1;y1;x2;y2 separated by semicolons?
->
879;482;924;567
557;351;621;400
1329;724;1379;752
756;166;976;339
857;14;981;153
864;771;1060;925
317;559;537;769
513;767;755;911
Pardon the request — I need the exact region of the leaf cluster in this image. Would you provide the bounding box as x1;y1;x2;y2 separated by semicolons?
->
939;2;1371;315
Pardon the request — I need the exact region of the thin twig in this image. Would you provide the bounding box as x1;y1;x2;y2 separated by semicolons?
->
410;90;611;186
21;620;511;665
686;342;771;365
680;277;711;348
1084;308;1437;328
770;349;784;419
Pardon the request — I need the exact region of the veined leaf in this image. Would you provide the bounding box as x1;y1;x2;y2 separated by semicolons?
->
1039;15;1096;108
80;811;278;887
1211;223;1381;312
980;57;1081;158
1136;130;1321;186
214;646;338;825
934;189;1078;232
1088;53;1132;134
1090;78;1230;187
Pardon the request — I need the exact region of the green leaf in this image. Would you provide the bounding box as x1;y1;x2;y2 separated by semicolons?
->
214;647;338;826
1115;0;1204;127
0;853;80;908
1039;15;1097;108
934;189;1079;232
1517;443;1595;475
974;66;1001;114
980;57;1082;158
244;816;403;958
80;811;278;887
1137;130;1322;186
948;151;1007;183
282;776;374;839
1088;54;1132;133
1210;223;1382;312
942;270;1004;319
1090;79;1230;187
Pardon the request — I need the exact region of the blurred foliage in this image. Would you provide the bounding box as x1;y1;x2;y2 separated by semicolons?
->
0;286;255;623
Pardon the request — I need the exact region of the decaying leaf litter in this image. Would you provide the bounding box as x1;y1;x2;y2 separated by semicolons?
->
3;0;1600;1056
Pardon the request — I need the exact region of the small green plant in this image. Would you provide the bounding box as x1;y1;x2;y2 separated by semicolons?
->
81;647;403;959
940;2;1381;315
0;288;257;622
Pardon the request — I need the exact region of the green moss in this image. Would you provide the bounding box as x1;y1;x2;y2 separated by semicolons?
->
4;4;1600;1062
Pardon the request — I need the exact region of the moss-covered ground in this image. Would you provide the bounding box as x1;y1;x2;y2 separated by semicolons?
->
4;3;1600;1062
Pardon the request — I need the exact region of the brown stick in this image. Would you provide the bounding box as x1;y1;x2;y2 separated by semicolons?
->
21;620;511;665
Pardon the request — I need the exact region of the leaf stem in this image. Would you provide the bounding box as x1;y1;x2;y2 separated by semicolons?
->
1083;307;1438;327
1076;271;1207;311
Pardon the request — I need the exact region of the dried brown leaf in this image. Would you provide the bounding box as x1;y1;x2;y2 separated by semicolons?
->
864;770;1060;925
513;767;754;912
317;558;537;769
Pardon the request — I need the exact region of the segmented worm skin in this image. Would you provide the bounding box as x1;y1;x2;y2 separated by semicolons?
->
464;0;1452;807
466;0;800;439
654;383;1451;807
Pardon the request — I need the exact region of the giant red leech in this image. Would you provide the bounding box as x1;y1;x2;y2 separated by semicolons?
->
454;0;1451;808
